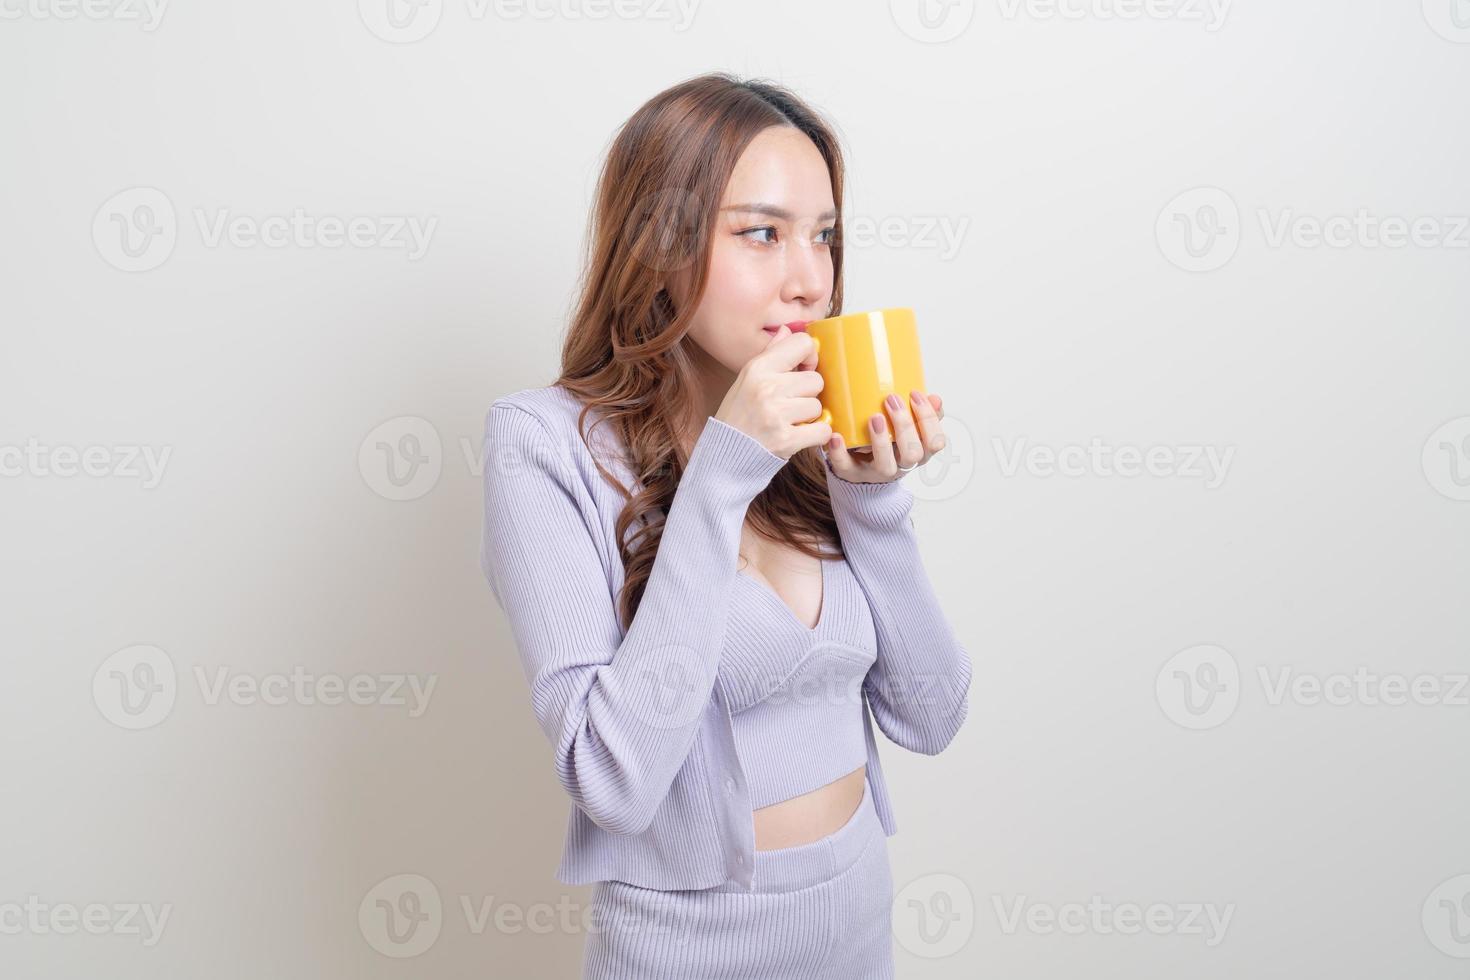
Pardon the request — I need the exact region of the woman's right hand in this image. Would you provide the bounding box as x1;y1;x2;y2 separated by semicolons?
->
713;324;833;461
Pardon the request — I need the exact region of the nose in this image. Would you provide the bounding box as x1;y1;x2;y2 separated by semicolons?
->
780;233;830;312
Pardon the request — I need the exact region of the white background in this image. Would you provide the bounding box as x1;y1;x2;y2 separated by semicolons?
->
3;0;1468;976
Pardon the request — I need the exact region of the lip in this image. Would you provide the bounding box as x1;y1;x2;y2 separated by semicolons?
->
762;320;812;334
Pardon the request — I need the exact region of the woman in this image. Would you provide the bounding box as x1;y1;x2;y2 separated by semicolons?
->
480;72;972;979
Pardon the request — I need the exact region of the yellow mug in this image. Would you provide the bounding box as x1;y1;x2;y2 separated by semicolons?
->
803;307;926;451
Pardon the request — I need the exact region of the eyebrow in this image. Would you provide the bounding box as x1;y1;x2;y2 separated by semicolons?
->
720;202;838;222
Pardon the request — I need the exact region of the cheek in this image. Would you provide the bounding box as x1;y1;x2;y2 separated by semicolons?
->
703;241;772;315
689;243;774;361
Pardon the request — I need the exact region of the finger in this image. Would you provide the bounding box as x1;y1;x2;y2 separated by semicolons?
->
867;411;898;474
928;393;943;419
884;393;924;468
825;431;857;478
787;395;826;428
824;431;874;482
796;332;819;373
759;328;819;373
777;367;824;398
793;416;834;454
909;389;946;456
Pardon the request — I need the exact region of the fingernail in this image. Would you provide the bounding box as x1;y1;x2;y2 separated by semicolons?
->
886;393;900;410
872;415;885;433
911;390;923;404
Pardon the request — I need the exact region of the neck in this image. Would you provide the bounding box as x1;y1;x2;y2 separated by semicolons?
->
680;339;736;454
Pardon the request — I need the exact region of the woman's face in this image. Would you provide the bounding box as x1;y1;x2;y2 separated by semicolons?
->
682;125;837;377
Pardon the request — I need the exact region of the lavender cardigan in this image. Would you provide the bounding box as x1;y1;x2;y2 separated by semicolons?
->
479;384;972;892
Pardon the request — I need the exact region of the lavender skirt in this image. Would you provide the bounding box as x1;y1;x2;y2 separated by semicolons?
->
580;775;894;979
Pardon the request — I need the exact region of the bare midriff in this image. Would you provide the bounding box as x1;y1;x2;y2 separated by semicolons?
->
752;763;867;850
738;525;867;850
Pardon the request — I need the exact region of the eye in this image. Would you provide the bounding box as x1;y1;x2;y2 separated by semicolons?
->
738;225;778;244
817;226;836;245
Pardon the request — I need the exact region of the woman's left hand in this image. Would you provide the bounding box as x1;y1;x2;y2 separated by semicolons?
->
825;390;946;484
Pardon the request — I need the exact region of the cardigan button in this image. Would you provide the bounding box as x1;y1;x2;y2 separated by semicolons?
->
724;775;737;795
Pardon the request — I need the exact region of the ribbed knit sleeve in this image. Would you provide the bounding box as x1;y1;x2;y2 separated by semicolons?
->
481;403;788;836
822;452;973;755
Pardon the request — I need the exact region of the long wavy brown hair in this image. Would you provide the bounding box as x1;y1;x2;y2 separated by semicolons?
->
555;72;848;632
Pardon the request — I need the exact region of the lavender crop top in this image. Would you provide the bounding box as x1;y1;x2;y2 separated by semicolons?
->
723;557;877;809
